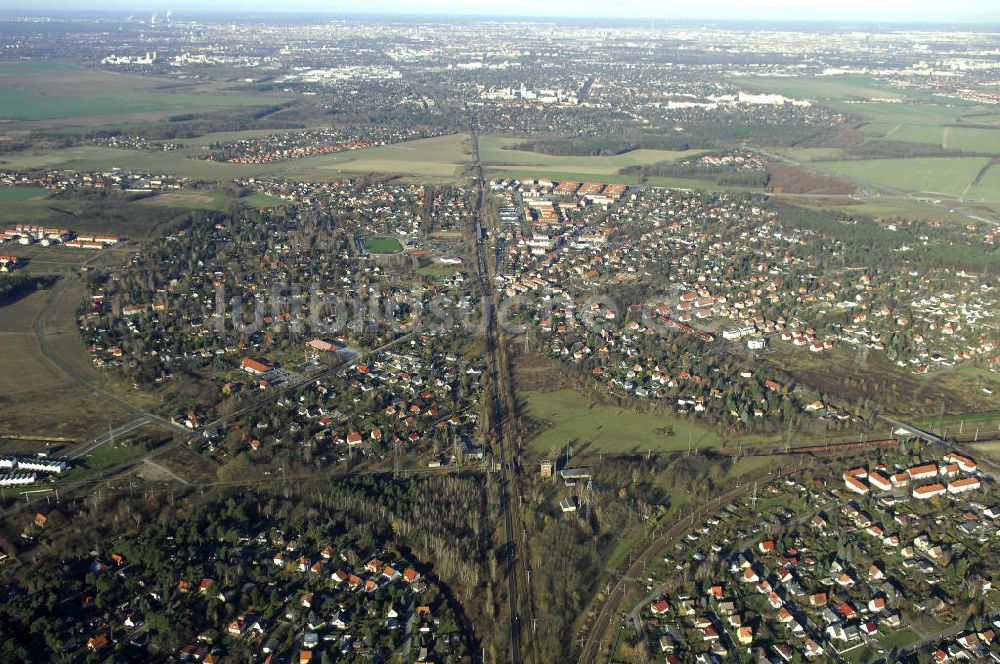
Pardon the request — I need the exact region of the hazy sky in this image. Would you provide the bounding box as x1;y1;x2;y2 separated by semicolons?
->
5;0;1000;22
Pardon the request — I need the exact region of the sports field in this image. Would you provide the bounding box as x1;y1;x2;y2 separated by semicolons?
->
813;157;991;198
364;235;403;253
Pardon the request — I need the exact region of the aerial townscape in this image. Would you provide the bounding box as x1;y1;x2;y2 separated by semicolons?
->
0;2;998;663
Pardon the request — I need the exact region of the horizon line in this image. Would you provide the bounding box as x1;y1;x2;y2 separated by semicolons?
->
0;8;999;25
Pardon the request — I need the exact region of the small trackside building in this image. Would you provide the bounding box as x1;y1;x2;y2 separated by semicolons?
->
912;483;947;500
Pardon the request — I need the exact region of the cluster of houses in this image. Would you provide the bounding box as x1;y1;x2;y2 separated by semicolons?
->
0;455;69;487
1;168;186;192
199;336;484;468
490;177;628;210
645;449;999;662
1;224;120;249
0;255;21;272
483;188;860;426
205;126;439;164
93;135;182;151
423;186;473;232
35;520;467;664
842;451;981;500
236;177;456;253
484;185;997;432
675;150;768;174
81;181;441;379
828;265;999;376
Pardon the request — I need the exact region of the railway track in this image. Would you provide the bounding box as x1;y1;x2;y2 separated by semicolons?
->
468;109;527;664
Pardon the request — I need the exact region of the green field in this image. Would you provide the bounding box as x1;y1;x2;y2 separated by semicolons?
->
865;123;1000;154
242;192;290;209
966;164;1000;201
0;60;78;75
739;78;999;161
0;185;49;202
364;235;403;254
521;388;724;455
0;133;472;183
480;135;698;179
813;157;991;198
789;198;984;224
957;366;1000;386
844;102;967;131
738;75;909;101
0;85;283;121
415;263;464;277
723;455;775;480
136;190;234;211
971;442;1000;462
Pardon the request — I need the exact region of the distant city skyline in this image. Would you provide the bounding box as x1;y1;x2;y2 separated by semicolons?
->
3;1;999;24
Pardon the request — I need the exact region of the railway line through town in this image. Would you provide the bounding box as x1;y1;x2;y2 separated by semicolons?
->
469;108;538;664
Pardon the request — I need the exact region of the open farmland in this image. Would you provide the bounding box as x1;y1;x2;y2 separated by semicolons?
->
0;132;472;183
812;156;991;198
753;88;999;157
839;101;967;131
0;185;48;202
966;164;1000;201
480;135;699;178
0;85;279;122
0;60;287;125
738;75;910;101
868;123;1000;154
0;282;132;442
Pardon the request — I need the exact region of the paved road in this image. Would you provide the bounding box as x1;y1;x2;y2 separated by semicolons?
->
400;597;417;661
